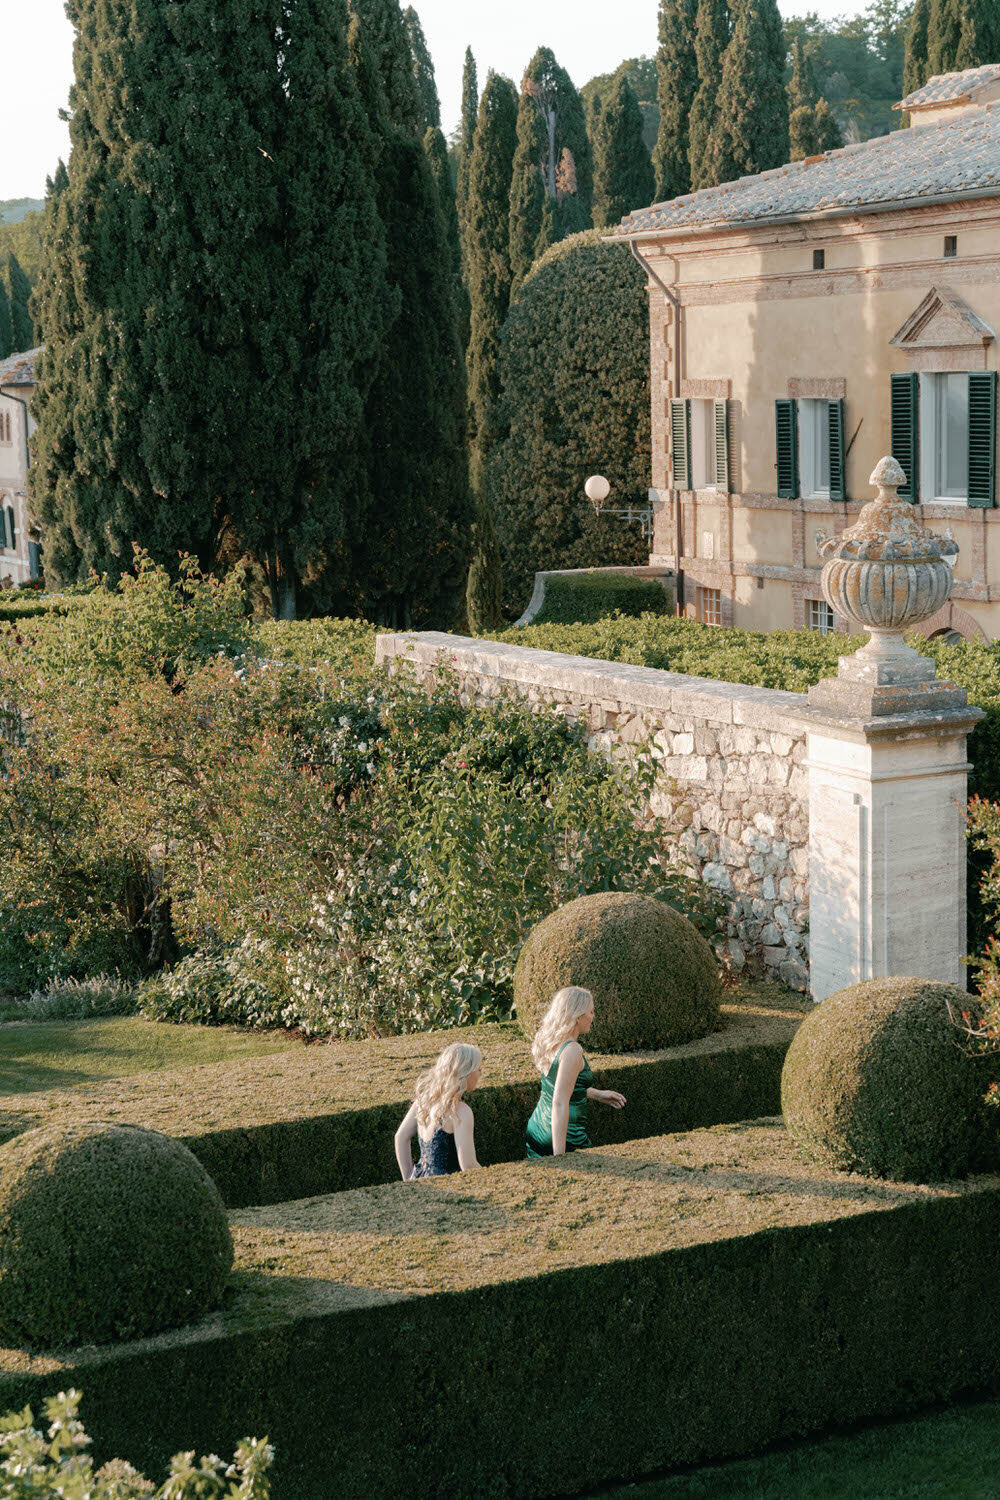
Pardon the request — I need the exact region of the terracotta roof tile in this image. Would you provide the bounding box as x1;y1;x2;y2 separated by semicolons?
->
0;347;42;387
897;64;1000;112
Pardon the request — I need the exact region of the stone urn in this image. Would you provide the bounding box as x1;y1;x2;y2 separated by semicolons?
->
808;456;965;716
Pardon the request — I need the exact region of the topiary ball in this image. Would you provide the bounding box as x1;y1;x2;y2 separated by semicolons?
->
514;891;722;1053
0;1121;233;1349
781;976;995;1183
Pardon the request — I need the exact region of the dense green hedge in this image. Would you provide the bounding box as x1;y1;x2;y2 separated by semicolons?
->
3;1122;999;1499
529;572;674;625
0;596;72;623
0;1004;799;1207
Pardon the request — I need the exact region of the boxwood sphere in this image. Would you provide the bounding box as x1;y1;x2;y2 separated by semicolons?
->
514;891;722;1053
781;976;994;1183
0;1121;233;1349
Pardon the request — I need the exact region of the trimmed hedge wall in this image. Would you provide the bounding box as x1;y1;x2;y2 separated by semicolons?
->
532;572;673;626
0;1004;799;1207
3;1122;999;1498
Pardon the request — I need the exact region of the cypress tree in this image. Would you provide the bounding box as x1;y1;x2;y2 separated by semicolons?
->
32;0;284;588
456;47;478;256
2;253;33;352
0;285;11;361
928;0;962;74
465;71;518;630
592;75;655;228
508;48;593;291
345;0;471;628
403;6;440;131
33;0;393;610
788;37;819;114
704;0;789;185
814;99;844;152
425;126;462;280
789;105;820;160
956;0;1000;69
689;0;730;190
653;0;699;201
903;0;932;97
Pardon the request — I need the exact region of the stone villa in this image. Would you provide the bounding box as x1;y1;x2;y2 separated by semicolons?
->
616;64;1000;642
0;347;42;585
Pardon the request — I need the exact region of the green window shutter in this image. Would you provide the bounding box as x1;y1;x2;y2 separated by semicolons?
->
0;507;7;549
890;372;919;502
712;399;729;489
775;398;798;499
670;398;691;490
968;371;997;508
5;507;14;551
828;399;846;501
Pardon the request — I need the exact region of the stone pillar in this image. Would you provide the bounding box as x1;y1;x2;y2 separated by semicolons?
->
802;456;983;1002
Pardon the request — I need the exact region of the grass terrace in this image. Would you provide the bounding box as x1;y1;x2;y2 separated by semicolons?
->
2;1119;998;1498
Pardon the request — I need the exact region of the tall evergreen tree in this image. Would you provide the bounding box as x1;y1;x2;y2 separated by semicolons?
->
456;46;478;257
592;75;655;228
346;0;471;627
508;48;593;291
928;0;962;74
0;285;11;361
2;253;33;351
789;105;820;160
465;71;518;629
33;0;391;613
425;126;462;279
956;0;1000;69
653;0;698;201
788;36;819;113
814;98;844;152
689;0;730;189
403;6;440;130
704;0;789;185
903;0;932;97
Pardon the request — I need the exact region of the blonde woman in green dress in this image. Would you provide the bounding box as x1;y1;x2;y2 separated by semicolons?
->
526;987;626;1157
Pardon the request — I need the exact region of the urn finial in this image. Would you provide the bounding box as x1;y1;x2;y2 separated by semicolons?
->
807;455;966;718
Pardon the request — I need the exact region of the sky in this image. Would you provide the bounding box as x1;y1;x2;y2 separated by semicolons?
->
2;0;858;203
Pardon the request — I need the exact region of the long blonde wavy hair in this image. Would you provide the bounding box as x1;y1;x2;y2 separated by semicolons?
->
414;1042;482;1133
531;987;594;1073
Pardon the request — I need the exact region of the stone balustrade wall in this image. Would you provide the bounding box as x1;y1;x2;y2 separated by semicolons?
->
375;631;812;990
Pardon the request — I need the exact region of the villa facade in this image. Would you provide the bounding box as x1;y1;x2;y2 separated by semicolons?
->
616;65;1000;642
0;347;42;585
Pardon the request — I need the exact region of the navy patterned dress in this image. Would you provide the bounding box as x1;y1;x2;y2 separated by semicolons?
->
412;1126;460;1178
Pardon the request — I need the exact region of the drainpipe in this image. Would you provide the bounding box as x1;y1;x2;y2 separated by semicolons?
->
630;241;684;615
1;390;33;580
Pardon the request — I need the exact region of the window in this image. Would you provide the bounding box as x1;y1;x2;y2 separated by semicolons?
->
812;249;825;270
800;399;832;498
5;507;14;552
807;598;835;635
697;586;722;626
921;372;969;501
0;411;11;445
944;235;957;258
669;398;730;491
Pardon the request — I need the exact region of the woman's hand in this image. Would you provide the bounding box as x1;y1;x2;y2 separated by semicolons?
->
587;1088;626;1109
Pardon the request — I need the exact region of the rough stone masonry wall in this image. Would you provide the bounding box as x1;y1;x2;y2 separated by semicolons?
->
375;632;812;990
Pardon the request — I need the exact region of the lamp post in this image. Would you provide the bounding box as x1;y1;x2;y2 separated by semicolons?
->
584;474;653;544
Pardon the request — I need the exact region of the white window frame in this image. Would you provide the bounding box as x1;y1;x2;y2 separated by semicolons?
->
807;598;836;635
920;371;969;504
799;399;831;499
689;399;717;491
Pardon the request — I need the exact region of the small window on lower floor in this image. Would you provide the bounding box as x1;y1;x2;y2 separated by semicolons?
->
697;586;722;626
807;598;835;635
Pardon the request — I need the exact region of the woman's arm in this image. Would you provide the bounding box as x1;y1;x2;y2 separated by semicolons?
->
550;1042;584;1156
587;1088;626;1109
453;1102;480;1171
394;1102;419;1181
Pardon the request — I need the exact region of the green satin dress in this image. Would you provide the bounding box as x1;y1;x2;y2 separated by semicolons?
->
526;1039;593;1157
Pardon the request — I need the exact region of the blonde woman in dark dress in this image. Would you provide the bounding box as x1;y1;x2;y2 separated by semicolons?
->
526;987;626;1157
395;1042;482;1180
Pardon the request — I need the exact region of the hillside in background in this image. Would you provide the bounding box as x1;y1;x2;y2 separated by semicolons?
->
0;198;44;225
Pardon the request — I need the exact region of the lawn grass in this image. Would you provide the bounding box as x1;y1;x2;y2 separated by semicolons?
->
594;1394;1000;1498
0;1016;297;1096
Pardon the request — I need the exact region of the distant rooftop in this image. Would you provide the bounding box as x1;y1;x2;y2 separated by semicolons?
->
614;102;1000;239
896;64;1000;112
0;347;42;387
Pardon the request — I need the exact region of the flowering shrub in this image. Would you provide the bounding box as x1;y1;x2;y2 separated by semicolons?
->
0;1389;272;1498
